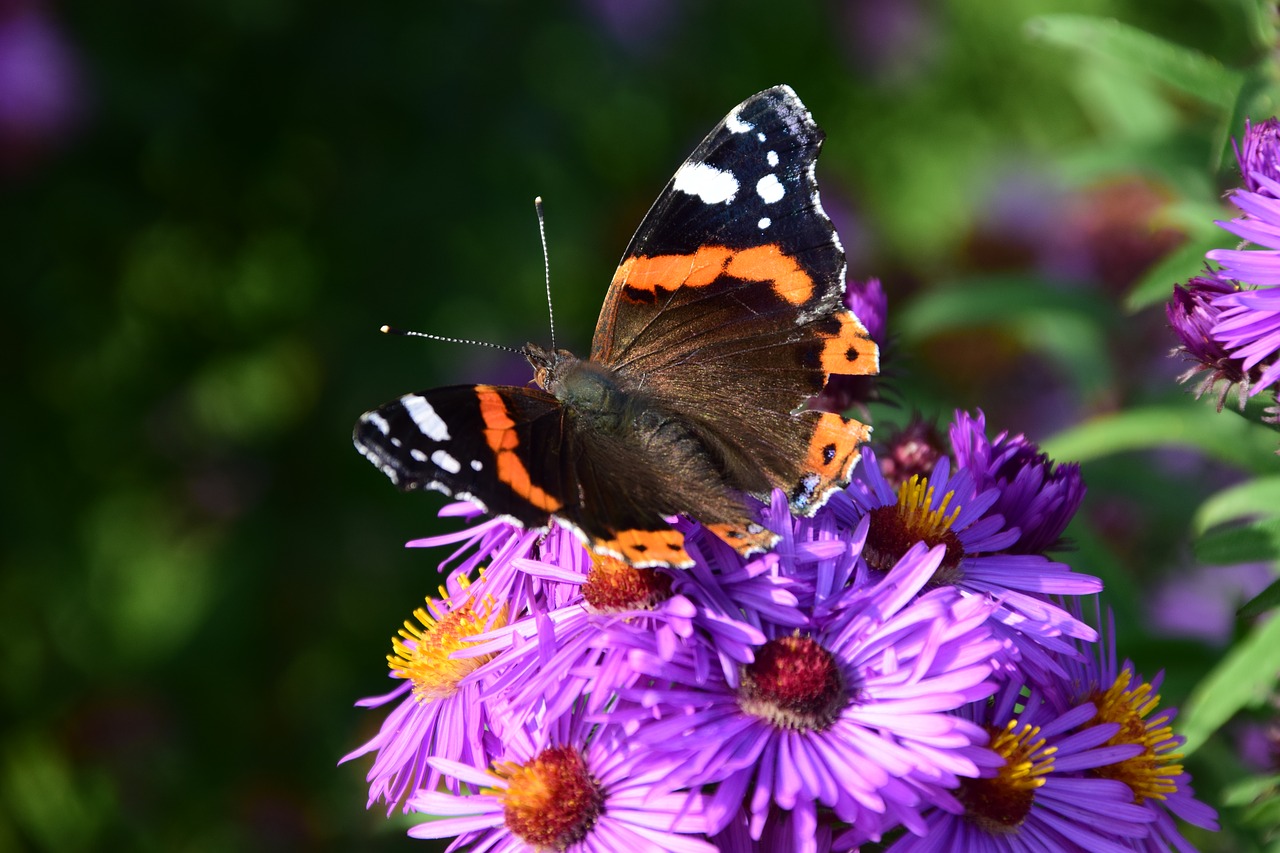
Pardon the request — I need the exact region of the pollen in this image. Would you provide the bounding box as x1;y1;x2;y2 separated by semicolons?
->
581;553;674;612
387;579;507;703
493;746;605;850
959;719;1055;833
738;634;847;731
864;474;965;582
1086;667;1184;804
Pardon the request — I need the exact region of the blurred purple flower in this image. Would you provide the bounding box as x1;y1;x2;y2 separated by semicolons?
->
580;0;679;52
1147;560;1273;646
0;3;84;174
875;417;947;489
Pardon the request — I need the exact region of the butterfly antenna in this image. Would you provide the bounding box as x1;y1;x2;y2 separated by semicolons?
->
379;325;521;354
535;196;555;350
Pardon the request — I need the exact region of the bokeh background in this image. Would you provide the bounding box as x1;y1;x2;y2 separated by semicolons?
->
4;0;1278;850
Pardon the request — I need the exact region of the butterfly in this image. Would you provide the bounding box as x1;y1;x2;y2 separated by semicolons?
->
353;85;879;568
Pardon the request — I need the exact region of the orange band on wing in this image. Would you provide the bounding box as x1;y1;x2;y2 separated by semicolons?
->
594;528;691;568
820;311;880;377
805;411;869;479
705;521;778;557
613;244;814;305
475;386;564;513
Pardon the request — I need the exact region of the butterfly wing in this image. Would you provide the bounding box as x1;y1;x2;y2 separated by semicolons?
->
591;85;878;515
353;385;569;530
353;383;704;566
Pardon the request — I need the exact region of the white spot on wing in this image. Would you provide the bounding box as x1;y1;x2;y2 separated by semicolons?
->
725;107;753;134
410;449;428;462
673;161;739;205
402;394;450;441
431;449;462;474
365;412;390;435
758;217;771;229
756;131;766;142
766;150;779;167
470;459;483;471
756;173;785;204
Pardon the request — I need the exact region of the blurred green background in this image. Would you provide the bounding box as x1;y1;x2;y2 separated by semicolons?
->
3;0;1277;850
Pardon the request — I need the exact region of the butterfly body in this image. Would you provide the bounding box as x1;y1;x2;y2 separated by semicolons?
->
355;86;879;568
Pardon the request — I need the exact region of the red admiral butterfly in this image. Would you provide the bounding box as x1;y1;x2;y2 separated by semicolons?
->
354;85;879;568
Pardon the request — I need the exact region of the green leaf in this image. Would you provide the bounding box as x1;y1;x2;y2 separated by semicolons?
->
1223;772;1280;807
1180;612;1280;754
898;277;1114;397
1124;232;1231;312
1193;475;1280;534
1194;518;1280;564
1041;405;1280;473
1239;577;1280;619
1025;14;1245;109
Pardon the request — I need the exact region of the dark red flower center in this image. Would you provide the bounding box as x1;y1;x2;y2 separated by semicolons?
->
738;635;846;731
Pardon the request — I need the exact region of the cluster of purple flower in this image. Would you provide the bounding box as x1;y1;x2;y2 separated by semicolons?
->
343;382;1218;850
1168;118;1280;418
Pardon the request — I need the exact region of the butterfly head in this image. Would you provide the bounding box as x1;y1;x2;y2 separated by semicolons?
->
523;342;579;396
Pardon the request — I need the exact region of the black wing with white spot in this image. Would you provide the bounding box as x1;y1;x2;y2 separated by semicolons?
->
352;384;566;530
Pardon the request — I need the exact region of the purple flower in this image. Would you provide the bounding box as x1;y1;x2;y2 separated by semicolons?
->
1189;118;1280;397
1055;611;1220;850
0;4;84;174
875;417;948;490
1235;117;1280;195
1166;274;1254;408
605;539;1002;846
408;704;714;852
874;675;1158;852
341;577;508;812
847;446;1102;652
949;410;1086;555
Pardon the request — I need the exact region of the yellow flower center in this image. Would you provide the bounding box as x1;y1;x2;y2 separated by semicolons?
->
960;719;1055;833
864;474;965;582
387;580;506;703
1087;667;1183;803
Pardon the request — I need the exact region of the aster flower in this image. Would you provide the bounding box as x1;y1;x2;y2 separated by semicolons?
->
407;702;714;852
604;539;1003;848
949;410;1085;555
1056;610;1220;851
341;577;508;812
847;446;1102;652
1166;274;1254;408
1187;118;1280;397
874;675;1158;853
